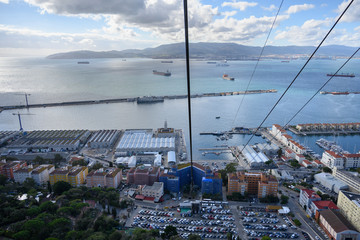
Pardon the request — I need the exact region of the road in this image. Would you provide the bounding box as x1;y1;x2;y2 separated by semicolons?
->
282;186;328;240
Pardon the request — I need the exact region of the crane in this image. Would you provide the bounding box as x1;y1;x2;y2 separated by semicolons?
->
12;112;34;131
14;92;31;108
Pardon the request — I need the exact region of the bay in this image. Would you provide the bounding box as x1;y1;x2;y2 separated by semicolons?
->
0;57;359;160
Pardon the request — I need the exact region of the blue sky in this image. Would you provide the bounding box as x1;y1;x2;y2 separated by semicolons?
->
0;0;359;56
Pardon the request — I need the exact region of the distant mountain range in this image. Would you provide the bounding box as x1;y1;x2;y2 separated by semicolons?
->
46;42;358;60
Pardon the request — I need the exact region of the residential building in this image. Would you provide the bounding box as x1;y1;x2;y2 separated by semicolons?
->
302;160;312;168
271;124;286;138
343;154;360;169
0;161;27;179
299;189;321;210
317;209;360;240
126;166;160;186
49;166;88;186
337;191;360;232
13;167;33;183
68;166;88;187
310;200;338;218
227;171;278;198
141;182;164;202
287;139;306;154
86;168;122;188
31;164;55;185
333;168;360;194
321;150;344;169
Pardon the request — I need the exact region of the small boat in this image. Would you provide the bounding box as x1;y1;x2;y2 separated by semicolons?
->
207;61;217;64
222;74;234;80
216;116;220;119
281;60;290;63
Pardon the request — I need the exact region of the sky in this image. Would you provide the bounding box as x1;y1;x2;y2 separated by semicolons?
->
0;0;359;56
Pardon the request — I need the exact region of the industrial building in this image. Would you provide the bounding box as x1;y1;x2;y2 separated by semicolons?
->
337;191;360;232
333;168;360;194
314;172;348;193
227;171;278;198
238;145;269;168
317;209;360;240
115;156;137;167
7;130;90;153
87;130;121;148
0;131;19;145
115;129;175;155
254;143;279;156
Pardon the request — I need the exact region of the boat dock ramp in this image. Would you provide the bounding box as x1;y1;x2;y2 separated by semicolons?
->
0;89;277;112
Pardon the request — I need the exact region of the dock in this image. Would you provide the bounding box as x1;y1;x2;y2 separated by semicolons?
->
0;89;277;112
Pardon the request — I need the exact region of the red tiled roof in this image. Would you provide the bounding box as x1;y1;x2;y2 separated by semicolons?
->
135;195;145;200
343;153;360;158
325;150;343;158
303;160;311;165
314;160;322;165
313;201;338;210
302;189;321;199
144;196;155;201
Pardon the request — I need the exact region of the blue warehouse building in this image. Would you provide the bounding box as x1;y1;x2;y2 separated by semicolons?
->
159;163;222;195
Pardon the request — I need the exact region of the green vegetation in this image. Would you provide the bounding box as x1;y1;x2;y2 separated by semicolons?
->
262;236;272;240
293;219;301;226
280;195;289;204
322;167;332;173
289;160;301;168
259;195;279;203
227;192;248;202
218;162;238;186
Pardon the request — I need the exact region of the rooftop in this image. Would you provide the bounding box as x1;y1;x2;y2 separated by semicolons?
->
319;209;357;233
313;200;339;210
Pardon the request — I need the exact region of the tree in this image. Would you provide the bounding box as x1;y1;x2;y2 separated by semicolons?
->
0;174;7;185
277;148;283;158
13;230;31;240
72;159;87;166
23;177;37;192
109;231;124;240
225;163;237;173
40;201;58;213
188;234;201;240
293;219;302;226
91;163;103;171
261;236;272;240
112;207;117;219
280;195;289;204
162;225;178;239
53;181;71;195
24;219;45;235
322;167;332;173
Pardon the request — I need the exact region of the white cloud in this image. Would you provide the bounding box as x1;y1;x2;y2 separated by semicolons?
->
0;0;9;4
337;0;360;22
221;11;237;18
262;4;276;12
274;18;334;45
285;4;315;15
221;1;257;11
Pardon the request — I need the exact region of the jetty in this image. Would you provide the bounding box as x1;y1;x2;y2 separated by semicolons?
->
0;89;277;112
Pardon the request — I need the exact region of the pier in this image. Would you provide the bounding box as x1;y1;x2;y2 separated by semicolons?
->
0;89;277;112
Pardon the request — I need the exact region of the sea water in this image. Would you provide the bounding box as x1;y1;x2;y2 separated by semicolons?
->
0;57;359;160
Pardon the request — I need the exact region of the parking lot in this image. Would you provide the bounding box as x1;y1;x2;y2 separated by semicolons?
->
130;202;237;239
238;207;302;240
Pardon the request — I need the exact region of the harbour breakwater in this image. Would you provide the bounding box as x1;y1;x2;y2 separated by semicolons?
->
0;89;277;112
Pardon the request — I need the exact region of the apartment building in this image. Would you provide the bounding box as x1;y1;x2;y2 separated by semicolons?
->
227;171;278;198
87;168;122;188
0;161;27;179
49;166;88;186
337;191;360;232
333;168;360;194
127;166;160;186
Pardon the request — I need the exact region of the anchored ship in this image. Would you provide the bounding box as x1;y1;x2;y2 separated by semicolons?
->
137;96;164;104
77;61;89;64
326;73;355;77
161;60;173;63
222;74;234;81
153;70;171;76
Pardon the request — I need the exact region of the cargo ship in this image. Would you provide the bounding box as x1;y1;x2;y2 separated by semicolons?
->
207;61;217;64
320;91;349;95
222;74;234;81
161;60;173;63
326;73;355;77
153;70;171;76
77;61;89;64
137;96;164;104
